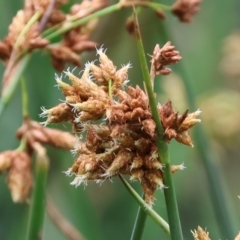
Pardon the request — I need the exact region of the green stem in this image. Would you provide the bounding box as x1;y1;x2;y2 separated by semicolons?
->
119;176;170;236
21;76;29;117
134;12;183;239
159;22;238;239
0;54;31;118
130;198;147;240
44;3;122;40
26;146;49;240
14;12;42;49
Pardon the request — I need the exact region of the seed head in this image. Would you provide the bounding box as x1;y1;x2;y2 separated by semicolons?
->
158;101;201;146
191;226;211;240
7;151;32;203
172;0;202;23
151;42;182;76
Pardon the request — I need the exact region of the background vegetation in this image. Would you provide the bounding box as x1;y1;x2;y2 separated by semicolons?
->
0;0;240;239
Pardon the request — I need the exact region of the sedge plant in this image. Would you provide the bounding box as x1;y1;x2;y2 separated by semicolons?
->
0;0;238;239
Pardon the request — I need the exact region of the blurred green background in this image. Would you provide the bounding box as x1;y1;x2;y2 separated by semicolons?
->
1;0;240;239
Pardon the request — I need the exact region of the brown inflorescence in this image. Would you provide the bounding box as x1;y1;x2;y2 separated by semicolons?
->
158;101;201;147
16;119;77;151
40;47;200;205
191;226;211;240
0;150;32;203
172;0;202;23
0;0;108;72
151;41;182;75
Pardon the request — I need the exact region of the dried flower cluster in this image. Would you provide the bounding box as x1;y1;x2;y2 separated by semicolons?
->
0;150;32;203
0;0;108;73
40;46;200;205
0;118;76;203
191;226;211;240
151;41;182;75
172;0;202;23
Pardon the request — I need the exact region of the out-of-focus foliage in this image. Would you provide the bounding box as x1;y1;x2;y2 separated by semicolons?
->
0;0;240;239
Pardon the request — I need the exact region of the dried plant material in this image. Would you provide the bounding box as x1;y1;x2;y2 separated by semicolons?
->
158;101;201;147
6;151;32;203
172;0;201;23
40;47;200;205
0;0;107;83
191;226;211;240
171;163;186;173
16;119;77;150
151;42;182;76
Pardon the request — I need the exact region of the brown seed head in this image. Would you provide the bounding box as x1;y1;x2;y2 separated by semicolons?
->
158;101;201;146
191;226;211;240
105;150;133;176
40;103;74;126
6;10;26;48
7;151;32;203
151;42;182;76
16;120;76;150
172;0;202;23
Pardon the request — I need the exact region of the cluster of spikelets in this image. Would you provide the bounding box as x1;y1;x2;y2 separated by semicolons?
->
0;0;108;72
0;119;77;203
0;0;201;71
40;46;201;205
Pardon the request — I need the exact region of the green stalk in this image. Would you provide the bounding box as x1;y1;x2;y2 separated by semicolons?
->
14;12;42;49
130;189;147;240
26;148;49;240
0;54;31;118
134;12;183;239
159;22;238;239
21;76;29;117
130;206;147;240
119;176;170;236
44;3;122;40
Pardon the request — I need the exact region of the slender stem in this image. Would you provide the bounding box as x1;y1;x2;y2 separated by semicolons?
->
14;12;42;49
130;198;147;240
0;54;31;118
26;143;49;240
159;22;238;239
21;76;29;117
123;2;171;11
119;176;170;236
44;3;122;40
134;10;183;239
39;0;58;32
42;2;171;39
